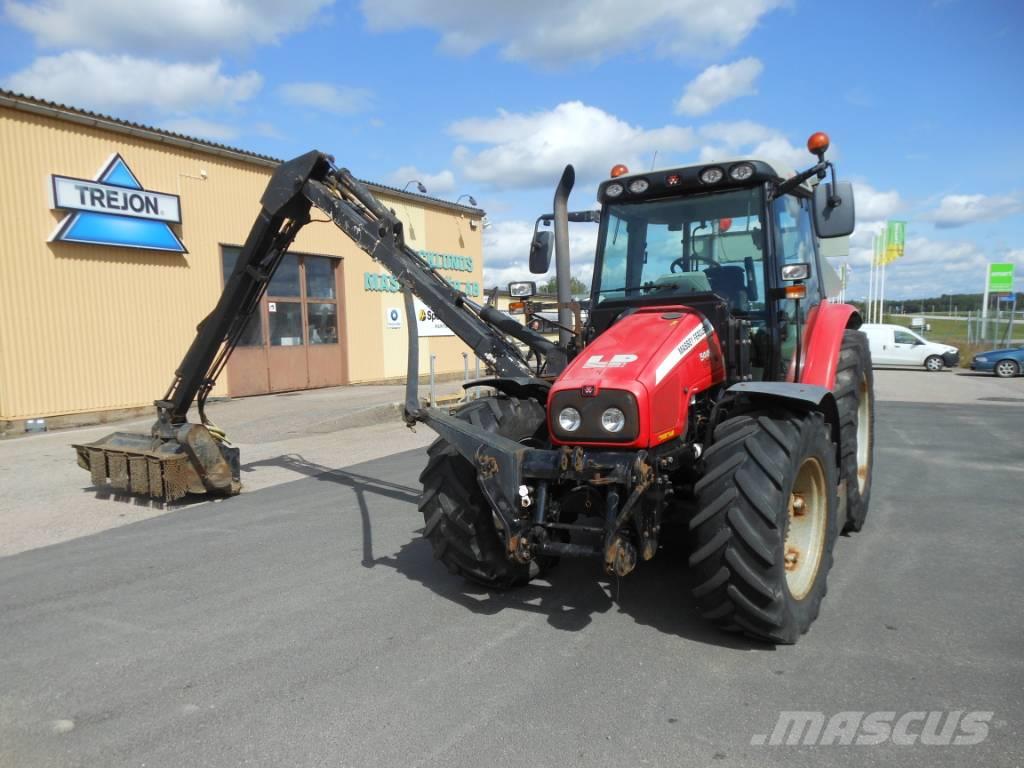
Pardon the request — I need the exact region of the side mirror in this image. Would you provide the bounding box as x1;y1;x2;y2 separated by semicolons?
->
529;230;554;274
813;180;855;238
508;281;537;298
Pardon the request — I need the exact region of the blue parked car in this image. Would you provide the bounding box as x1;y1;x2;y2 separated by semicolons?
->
970;347;1024;378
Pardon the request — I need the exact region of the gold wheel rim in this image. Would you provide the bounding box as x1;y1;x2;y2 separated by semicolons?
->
784;457;828;600
856;372;871;494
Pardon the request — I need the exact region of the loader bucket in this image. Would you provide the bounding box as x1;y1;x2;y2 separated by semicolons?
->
73;423;240;502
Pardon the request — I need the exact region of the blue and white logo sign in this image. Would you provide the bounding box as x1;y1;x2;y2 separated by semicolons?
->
385;306;403;329
50;154;186;253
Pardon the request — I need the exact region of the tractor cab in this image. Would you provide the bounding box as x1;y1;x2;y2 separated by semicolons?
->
587;151;851;382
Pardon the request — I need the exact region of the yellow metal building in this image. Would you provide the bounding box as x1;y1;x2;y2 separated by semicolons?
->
0;90;485;428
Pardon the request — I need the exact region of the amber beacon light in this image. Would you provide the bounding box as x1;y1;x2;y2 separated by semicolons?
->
609;164;629;178
806;131;830;159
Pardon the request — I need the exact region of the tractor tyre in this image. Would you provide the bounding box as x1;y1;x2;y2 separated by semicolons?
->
419;396;547;589
834;329;874;533
690;410;839;644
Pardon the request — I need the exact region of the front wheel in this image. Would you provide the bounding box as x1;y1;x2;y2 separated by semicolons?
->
689;410;839;644
419;397;547;589
994;359;1019;378
924;355;944;372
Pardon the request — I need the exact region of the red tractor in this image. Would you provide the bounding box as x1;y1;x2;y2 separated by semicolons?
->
76;132;872;643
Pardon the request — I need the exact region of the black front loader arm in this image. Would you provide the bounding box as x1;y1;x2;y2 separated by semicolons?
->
76;150;571;502
156;151;564;434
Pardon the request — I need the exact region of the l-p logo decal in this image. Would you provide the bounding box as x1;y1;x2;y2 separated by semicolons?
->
583;354;638;369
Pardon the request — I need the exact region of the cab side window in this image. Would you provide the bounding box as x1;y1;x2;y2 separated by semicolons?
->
772;195;820;301
771;194;820;380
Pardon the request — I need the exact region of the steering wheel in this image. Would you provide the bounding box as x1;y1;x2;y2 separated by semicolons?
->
670;254;720;273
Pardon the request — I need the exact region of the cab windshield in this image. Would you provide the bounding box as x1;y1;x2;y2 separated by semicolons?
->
594;187;766;315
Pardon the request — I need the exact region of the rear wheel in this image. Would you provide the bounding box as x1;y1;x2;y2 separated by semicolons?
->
834;329;874;533
994;359;1019;378
419;396;547;589
689;410;839;644
924;354;944;372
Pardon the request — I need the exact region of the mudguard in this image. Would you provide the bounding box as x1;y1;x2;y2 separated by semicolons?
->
799;302;862;389
723;381;841;465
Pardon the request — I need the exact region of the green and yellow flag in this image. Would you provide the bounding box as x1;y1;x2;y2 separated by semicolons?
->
884;220;906;264
873;230;885;266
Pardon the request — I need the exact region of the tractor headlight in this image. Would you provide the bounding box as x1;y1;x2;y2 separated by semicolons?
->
600;407;626;433
605;182;624;198
699;166;724;184
558;407;582;432
729;162;755;181
627;178;650;194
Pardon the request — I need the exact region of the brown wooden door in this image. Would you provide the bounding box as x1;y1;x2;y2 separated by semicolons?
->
304;256;344;388
222;248;345;396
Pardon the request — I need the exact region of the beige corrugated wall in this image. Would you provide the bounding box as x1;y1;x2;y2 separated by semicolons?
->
0;106;482;420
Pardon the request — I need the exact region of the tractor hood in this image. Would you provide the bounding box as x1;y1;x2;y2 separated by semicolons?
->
549;306;725;448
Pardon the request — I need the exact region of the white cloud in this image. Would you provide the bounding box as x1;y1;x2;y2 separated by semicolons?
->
361;0;785;65
450;101;696;189
852;182;903;223
843;235;1024;300
388;165;456;195
4;0;333;55
675;57;763;116
927;193;1024;228
482;218;598;288
278;82;374;115
696;120;809;171
4;51;261;112
161;117;238;141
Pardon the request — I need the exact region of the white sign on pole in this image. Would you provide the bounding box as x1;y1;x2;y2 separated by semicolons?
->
414;299;454;337
385;307;402;329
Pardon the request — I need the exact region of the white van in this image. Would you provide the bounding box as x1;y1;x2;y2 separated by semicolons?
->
861;323;959;371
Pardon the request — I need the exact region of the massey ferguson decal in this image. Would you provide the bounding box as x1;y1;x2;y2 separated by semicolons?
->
654;323;708;383
583;354;638;369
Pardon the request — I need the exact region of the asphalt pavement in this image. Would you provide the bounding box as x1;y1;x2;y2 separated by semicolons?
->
1;399;1022;767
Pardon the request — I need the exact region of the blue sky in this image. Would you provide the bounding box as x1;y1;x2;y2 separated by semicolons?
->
1;0;1021;300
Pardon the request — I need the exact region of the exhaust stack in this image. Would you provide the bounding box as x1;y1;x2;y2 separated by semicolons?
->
552;164;575;348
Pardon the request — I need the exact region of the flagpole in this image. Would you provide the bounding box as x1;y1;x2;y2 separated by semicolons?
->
868;234;876;322
873;232;882;322
880;253;887;323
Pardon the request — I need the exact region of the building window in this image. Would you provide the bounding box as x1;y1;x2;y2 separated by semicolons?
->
268;254;301;297
306;255;337;299
221;246;340;348
308;302;338;344
269;302;304;346
221;249;264;346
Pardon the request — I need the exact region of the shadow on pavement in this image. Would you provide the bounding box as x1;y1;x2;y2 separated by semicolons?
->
242;452;772;650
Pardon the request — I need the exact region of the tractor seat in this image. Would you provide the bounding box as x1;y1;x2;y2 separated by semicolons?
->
704;265;749;313
652;271;711;293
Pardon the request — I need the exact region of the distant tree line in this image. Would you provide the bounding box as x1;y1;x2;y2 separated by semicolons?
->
540;275;589;295
852;292;1023;314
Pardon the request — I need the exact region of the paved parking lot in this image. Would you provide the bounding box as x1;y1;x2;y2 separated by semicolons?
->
1;391;1021;767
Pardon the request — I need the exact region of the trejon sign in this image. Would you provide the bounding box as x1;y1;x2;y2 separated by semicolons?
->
50;154;186;253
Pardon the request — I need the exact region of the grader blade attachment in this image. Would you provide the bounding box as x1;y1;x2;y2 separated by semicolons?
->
73;424;240;502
